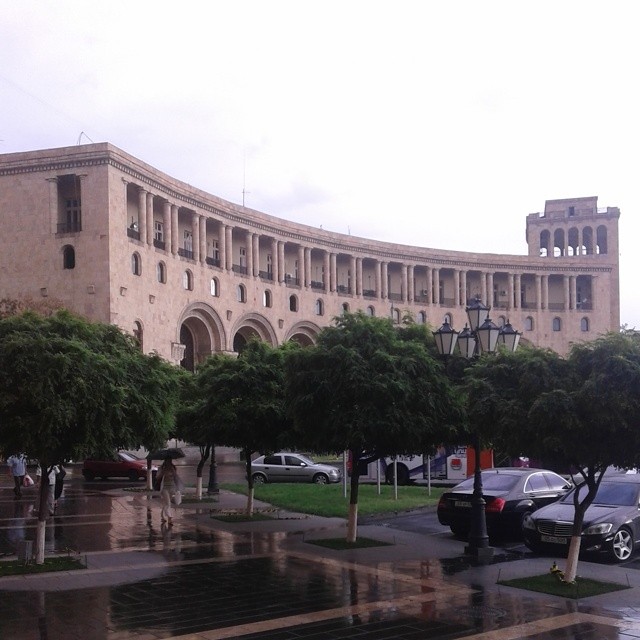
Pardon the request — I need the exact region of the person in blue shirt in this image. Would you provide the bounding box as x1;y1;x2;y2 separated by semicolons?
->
6;453;27;499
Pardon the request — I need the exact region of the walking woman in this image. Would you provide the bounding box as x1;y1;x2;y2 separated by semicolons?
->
157;459;182;526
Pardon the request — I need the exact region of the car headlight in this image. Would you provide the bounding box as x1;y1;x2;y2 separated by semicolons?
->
583;523;613;536
329;469;339;476
522;514;536;530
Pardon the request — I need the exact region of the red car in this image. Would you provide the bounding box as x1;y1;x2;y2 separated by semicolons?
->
82;452;156;481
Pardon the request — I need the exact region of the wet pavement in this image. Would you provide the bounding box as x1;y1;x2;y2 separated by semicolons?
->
2;465;640;639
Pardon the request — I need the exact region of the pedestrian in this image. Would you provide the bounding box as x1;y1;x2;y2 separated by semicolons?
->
6;452;27;499
54;463;66;508
156;459;183;526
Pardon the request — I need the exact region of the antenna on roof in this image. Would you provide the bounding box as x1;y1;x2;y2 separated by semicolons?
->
77;131;94;145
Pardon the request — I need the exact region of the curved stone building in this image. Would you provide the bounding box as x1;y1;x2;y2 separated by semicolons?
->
0;143;620;367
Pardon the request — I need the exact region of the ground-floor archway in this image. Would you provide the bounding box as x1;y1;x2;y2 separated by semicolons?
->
176;303;226;370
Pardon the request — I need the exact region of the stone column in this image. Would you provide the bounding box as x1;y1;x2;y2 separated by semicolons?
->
163;201;172;252
508;274;515;309
138;188;147;244
433;268;440;305
199;215;207;263
171;205;179;255
219;223;227;268
426;267;432;304
191;213;200;262
304;247;311;288
323;251;330;293
536;275;542;310
298;245;305;286
453;270;460;306
460;270;467;307
381;262;388;299
330;253;337;292
480;272;487;305
375;261;382;297
401;264;408;302
47;177;59;233
278;241;285;283
246;231;254;276
514;274;521;309
146;192;154;245
408;265;414;302
350;256;356;294
225;225;233;271
253;234;260;277
542;275;549;310
271;237;278;282
487;272;494;307
570;275;577;310
564;275;571;311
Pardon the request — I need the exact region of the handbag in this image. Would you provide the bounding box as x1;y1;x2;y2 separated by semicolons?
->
173;491;182;506
23;474;34;487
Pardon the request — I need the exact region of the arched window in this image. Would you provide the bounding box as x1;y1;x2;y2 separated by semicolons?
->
392;308;401;324
342;302;350;314
156;261;166;284
443;313;452;325
525;316;534;331
581;317;590;332
210;277;219;297
183;270;193;291
497;316;506;328
237;284;246;303
263;290;272;308
131;252;141;276
366;305;375;317
315;299;324;315
62;245;75;269
289;295;298;312
133;321;143;351
417;311;426;324
553;317;561;332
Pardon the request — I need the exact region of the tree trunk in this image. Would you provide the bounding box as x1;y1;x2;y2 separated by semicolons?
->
196;444;211;501
564;536;582;583
244;449;254;517
146;459;153;491
346;449;360;543
207;446;219;495
35;474;51;564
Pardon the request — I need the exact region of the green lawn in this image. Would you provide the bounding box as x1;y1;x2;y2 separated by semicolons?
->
499;573;629;599
221;482;445;517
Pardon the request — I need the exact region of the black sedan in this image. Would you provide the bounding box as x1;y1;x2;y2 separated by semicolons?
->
523;474;640;562
437;468;572;537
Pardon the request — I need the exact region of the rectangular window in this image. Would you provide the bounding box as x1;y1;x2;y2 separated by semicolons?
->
154;220;164;242
211;240;219;261
267;253;273;275
239;246;247;267
183;230;193;251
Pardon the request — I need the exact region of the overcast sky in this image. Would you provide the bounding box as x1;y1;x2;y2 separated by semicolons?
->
2;1;639;327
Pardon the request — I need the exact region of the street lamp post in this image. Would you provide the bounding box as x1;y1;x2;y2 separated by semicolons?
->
433;297;521;562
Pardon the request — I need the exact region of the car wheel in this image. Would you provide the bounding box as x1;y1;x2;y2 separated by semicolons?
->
252;473;267;484
128;470;139;481
83;471;95;481
313;473;329;484
385;464;409;485
611;527;634;562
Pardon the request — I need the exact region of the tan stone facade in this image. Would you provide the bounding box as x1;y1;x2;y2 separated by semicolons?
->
0;143;620;366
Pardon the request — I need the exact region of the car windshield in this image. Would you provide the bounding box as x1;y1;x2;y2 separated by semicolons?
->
454;473;520;492
562;481;640;506
296;454;315;466
119;452;140;462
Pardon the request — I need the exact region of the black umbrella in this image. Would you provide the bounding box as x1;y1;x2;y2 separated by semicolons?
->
146;447;186;461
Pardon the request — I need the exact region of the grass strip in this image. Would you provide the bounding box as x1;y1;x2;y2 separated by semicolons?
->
307;537;393;550
221;482;444;518
498;573;629;599
0;556;85;577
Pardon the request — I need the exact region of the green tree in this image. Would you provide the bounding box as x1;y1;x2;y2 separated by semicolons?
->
183;340;294;515
465;334;640;582
0;311;182;563
285;313;465;542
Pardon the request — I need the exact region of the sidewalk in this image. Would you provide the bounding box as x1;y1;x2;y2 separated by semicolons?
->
1;479;640;639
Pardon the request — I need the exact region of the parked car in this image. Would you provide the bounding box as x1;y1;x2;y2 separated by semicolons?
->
523;474;640;562
437;467;572;537
251;453;342;484
82;452;157;481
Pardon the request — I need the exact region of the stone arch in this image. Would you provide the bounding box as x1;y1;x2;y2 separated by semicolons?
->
285;320;322;347
596;225;608;254
231;312;278;353
176;302;226;370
